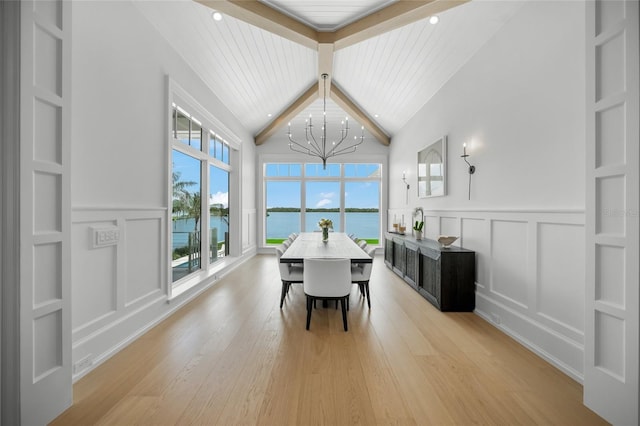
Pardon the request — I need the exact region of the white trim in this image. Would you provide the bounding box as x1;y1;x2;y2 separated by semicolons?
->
584;1;639;423
258;153;388;248
475;293;584;383
167;76;242;297
1;1;22;423
389;207;588;378
71;249;256;382
168;77;241;149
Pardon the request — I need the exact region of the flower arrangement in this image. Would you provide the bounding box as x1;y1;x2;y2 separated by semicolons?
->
318;218;333;242
318;218;333;229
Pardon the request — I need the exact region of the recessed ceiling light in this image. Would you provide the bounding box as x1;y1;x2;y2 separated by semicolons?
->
374;114;379;118
429;15;439;25
267;113;272;117
212;11;222;21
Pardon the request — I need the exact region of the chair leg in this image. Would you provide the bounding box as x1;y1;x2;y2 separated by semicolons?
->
280;281;287;309
365;281;371;309
306;296;313;330
340;297;348;331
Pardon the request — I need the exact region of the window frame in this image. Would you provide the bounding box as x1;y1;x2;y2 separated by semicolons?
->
168;78;241;298
260;154;387;247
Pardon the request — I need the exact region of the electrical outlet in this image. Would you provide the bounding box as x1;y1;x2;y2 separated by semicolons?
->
73;355;93;374
491;313;501;325
91;226;119;248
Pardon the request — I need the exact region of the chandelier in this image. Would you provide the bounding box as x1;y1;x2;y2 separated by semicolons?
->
287;73;364;169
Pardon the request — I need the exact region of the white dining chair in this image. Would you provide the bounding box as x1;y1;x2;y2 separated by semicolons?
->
303;258;351;331
276;245;303;308
357;240;367;249
352;246;375;308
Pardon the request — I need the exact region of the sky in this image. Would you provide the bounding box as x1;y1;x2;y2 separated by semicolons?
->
265;164;380;209
174;152;380;210
173;150;229;207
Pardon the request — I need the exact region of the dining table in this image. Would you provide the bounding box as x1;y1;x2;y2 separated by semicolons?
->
279;232;373;264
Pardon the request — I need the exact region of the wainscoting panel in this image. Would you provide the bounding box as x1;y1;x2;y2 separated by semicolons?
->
460;218;488;289
491;220;529;308
388;208;586;381
124;218;164;307
71;220;117;332
423;214;440;240
70;206;257;382
537;222;585;335
71;208;166;347
440;216;459;237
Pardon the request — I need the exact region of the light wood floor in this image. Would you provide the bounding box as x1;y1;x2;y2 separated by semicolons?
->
51;254;607;425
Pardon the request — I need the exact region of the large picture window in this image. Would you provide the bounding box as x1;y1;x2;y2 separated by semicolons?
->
170;98;234;288
264;162;382;245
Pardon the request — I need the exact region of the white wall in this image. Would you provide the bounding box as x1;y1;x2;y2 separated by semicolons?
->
70;0;255;379
389;0;587;381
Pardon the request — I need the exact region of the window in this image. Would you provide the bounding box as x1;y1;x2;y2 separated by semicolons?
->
209;164;229;262
170;98;235;287
265;180;301;244
305;181;340;232
263;162;382;244
172;150;202;282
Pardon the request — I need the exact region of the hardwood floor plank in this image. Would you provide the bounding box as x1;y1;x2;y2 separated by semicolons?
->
51;255;607;425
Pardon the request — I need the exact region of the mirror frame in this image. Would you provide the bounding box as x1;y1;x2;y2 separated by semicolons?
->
417;136;447;198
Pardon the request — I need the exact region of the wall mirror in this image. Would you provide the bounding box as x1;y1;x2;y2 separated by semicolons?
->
418;136;447;198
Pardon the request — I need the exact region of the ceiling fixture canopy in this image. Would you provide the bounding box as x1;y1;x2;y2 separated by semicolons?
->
287;73;364;169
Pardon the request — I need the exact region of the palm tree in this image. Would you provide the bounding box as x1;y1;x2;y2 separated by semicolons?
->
172;170;196;220
184;191;201;231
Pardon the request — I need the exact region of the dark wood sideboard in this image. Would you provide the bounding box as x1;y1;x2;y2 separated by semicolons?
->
384;233;476;312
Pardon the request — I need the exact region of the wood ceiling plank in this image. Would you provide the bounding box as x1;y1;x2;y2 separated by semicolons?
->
255;83;319;145
330;84;389;146
332;0;470;50
195;0;319;49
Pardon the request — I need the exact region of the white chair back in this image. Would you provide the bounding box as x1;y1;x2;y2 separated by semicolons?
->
303;258;351;298
275;245;293;279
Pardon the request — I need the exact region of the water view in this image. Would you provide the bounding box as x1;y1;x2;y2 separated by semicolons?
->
266;211;379;242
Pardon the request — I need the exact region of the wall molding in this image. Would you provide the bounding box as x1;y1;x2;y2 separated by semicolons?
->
70;205;258;382
389;207;587;381
1;1;22;422
476;293;584;383
73;205;167;213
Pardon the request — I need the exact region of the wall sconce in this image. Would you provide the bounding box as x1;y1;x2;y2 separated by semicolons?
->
402;171;410;204
461;143;475;200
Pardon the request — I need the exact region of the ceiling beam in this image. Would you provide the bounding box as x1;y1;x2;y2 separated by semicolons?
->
194;0;319;50
317;43;334;96
194;0;470;147
255;83;318;145
330;84;389;146
331;0;471;50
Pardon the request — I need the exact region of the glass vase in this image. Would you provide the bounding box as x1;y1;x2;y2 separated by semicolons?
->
322;227;329;242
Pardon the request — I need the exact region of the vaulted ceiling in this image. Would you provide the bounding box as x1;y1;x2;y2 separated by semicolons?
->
133;0;526;146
